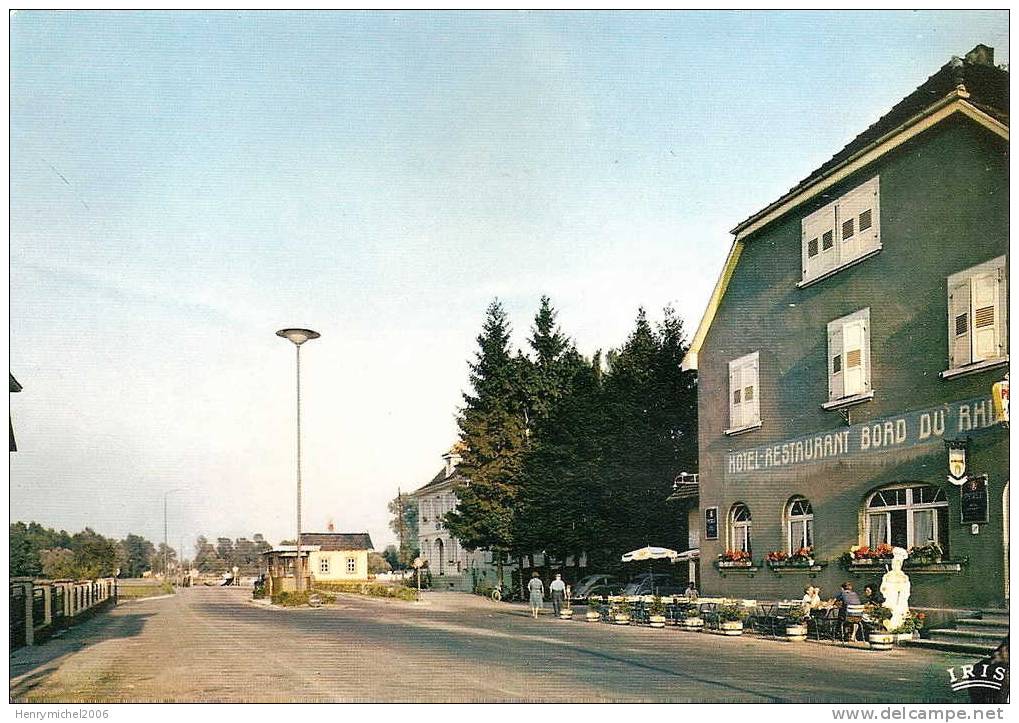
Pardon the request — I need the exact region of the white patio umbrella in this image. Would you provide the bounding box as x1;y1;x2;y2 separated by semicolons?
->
621;546;680;563
621;547;680;594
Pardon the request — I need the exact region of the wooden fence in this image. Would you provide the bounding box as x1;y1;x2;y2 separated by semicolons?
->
9;577;117;650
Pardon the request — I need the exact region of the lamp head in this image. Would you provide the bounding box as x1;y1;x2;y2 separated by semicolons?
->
276;328;321;346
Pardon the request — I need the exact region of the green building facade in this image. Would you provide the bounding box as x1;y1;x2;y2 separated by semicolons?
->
683;47;1009;611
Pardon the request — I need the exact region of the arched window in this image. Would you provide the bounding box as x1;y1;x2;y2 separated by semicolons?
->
729;503;752;553
787;498;814;553
865;484;948;553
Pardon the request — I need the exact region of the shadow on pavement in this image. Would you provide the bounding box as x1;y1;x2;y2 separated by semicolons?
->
9;611;155;700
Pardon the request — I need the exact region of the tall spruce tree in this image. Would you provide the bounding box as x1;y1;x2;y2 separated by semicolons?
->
444;300;530;577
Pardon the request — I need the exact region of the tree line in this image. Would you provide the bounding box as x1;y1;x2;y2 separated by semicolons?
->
11;522;279;579
438;297;697;576
10;522;178;579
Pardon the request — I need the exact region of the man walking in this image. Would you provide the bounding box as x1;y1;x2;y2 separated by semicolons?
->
550;573;566;618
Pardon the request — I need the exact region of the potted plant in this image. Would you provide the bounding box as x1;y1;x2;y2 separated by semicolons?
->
585;600;602;622
865;604;895;650
891;611;925;641
560;598;574;620
717;550;753;568
765;550;789;568
683;606;704;631
718;601;745;635
783;606;809;641
610;598;631;625
648;595;667;629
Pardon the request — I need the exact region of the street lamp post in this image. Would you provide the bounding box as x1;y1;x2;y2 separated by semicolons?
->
163;488;182;584
276;327;320;593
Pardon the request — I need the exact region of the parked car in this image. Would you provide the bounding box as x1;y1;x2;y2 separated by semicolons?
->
571;574;618;600
581;582;626;601
621;575;682;597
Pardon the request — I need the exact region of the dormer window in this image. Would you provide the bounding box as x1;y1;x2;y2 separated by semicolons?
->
800;176;881;287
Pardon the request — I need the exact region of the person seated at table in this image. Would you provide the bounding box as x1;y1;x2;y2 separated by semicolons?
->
801;585;822;608
684;581;698;600
862;583;884;606
835;581;862;609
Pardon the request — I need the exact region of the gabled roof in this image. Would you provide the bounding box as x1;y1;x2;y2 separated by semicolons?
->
298;532;373;551
732;46;1008;236
682;46;1008;372
412;466;466;495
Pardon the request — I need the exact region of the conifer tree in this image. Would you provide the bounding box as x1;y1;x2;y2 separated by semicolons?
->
444;300;530;575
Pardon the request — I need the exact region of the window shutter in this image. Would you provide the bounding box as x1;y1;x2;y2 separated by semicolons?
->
842;319;867;396
729;361;742;429
837;177;880;261
948;278;972;368
802;202;836;282
828;324;844;400
743;357;760;425
971;271;1000;362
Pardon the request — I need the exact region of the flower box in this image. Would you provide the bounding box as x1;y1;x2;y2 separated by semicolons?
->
649;614;667;629
683;616;704;631
717;560;754;569
720;621;744;636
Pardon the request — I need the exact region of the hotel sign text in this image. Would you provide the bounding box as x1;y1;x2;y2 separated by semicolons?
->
725;396;1003;480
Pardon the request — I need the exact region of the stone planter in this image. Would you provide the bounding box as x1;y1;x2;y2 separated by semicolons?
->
559;609;574;620
649;614;667;629
868;632;895;650
613;614;631;625
720;620;744;636
785;624;808;642
894;632;915;642
585;610;601;622
683;616;704;631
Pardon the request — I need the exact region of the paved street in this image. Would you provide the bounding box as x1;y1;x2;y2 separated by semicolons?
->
10;587;979;703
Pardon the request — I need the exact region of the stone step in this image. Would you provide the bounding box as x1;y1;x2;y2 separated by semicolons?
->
956;619;1010;634
975;610;1010;621
930;629;1007;648
907;638;999;656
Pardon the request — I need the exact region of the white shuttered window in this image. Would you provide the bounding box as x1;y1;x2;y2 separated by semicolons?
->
727;352;760;433
801;176;881;286
827;309;872;402
947;257;1008;371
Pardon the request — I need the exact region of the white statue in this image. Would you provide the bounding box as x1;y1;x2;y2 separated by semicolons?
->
879;547;911;631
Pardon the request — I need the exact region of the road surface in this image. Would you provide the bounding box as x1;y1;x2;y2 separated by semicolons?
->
10;587;977;703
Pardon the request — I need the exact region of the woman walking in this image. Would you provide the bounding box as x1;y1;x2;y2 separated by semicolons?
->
527;571;544;619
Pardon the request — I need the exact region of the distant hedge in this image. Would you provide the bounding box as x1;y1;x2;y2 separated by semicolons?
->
315;581;418;601
271;590;336;607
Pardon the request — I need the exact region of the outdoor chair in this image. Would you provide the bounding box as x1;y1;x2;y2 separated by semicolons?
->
631;600;649;625
753;605;782;638
808;607;841;642
842;604;866;643
699;602;720;630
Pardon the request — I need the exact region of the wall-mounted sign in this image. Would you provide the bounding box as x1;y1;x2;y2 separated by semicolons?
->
704;507;719;540
946;438;969;485
725;395;1004;481
993;377;1009;424
960;475;989;525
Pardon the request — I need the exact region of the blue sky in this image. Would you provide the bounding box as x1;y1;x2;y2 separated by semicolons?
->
9;10;1008;552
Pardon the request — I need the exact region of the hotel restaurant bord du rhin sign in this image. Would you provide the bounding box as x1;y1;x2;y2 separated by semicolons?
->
724;395;1004;481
